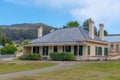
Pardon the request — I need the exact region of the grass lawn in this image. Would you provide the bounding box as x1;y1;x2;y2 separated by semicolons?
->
10;61;120;80
0;61;57;74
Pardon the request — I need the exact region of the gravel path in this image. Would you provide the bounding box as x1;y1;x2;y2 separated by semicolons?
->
0;61;80;80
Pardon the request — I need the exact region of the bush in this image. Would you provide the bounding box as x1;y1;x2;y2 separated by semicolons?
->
50;52;75;61
0;44;17;54
19;53;41;60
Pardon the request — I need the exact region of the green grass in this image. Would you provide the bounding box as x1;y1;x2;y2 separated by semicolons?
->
10;61;120;80
0;61;57;74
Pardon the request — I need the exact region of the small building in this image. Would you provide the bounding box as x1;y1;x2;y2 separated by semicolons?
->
24;20;109;60
105;34;120;56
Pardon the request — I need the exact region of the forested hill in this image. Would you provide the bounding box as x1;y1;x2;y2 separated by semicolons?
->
0;23;55;41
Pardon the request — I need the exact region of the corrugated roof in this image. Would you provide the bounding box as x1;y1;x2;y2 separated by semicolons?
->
105;35;120;42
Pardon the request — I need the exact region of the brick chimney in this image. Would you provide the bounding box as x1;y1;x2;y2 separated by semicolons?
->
99;24;104;41
89;19;94;39
38;26;43;38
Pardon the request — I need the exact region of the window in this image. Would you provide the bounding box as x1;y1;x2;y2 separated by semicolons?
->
54;46;58;52
79;46;83;56
65;46;71;52
74;46;77;56
88;46;90;55
95;47;102;56
33;47;39;54
98;47;102;56
43;46;48;55
104;48;108;56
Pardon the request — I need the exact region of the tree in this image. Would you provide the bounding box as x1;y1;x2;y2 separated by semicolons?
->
83;18;98;35
63;21;80;28
83;18;108;36
104;30;108;36
22;39;30;45
0;31;12;46
1;44;17;54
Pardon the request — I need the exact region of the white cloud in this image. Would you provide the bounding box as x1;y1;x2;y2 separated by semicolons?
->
4;0;120;28
70;0;120;27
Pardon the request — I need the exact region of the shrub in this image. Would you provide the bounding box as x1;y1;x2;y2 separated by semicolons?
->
19;53;41;60
50;52;75;61
0;44;17;54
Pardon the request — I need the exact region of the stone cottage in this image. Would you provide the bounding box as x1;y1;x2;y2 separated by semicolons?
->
23;19;109;60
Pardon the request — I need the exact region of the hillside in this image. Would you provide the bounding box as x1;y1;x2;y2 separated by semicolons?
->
0;23;55;41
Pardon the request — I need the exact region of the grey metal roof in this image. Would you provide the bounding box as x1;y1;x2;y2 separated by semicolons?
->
105;35;120;42
31;28;102;43
26;27;105;46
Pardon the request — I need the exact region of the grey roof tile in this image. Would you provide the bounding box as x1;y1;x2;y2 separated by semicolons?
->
31;27;102;44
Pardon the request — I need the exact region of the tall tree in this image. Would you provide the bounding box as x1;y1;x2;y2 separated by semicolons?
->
104;30;108;36
83;18;98;35
63;21;80;28
83;18;109;36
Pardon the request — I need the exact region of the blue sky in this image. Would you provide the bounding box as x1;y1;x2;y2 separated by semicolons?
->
0;0;120;34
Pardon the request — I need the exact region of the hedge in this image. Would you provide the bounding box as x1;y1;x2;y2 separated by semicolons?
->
50;52;75;61
19;53;41;60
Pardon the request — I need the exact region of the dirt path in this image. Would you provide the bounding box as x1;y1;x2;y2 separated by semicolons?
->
0;61;80;80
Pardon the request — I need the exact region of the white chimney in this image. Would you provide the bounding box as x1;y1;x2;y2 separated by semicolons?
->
89;19;94;39
38;26;43;38
50;28;55;33
99;24;104;41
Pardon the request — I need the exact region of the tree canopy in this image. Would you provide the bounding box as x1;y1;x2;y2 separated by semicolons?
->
63;21;80;28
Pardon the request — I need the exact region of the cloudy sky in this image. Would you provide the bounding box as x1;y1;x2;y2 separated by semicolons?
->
0;0;120;34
